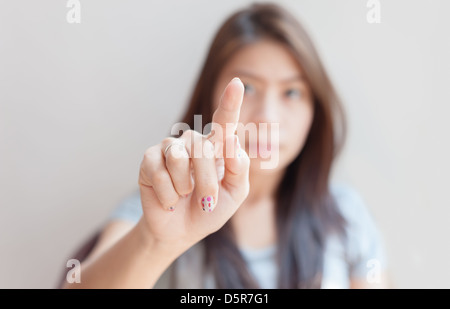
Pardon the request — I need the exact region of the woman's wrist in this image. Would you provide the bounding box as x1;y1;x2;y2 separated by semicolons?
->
134;217;191;262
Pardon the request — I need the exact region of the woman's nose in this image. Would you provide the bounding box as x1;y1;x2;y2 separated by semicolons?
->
252;92;280;124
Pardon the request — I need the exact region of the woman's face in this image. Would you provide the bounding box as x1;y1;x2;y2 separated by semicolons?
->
213;40;314;173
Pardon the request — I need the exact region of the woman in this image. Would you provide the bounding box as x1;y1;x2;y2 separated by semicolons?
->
64;3;387;289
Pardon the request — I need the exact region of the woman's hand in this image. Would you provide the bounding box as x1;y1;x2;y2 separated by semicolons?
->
138;78;250;251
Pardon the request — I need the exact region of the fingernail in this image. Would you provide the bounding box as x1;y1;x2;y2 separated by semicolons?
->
168;206;175;211
201;196;215;212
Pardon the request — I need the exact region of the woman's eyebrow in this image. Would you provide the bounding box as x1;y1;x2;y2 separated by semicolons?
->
232;71;265;82
280;75;305;84
232;70;305;84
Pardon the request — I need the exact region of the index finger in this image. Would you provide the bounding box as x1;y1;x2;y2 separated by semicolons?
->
209;77;244;145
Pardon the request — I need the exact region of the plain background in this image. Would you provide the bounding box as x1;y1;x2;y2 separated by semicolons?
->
1;0;449;288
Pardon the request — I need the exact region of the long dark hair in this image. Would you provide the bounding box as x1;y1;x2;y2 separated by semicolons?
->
177;3;347;288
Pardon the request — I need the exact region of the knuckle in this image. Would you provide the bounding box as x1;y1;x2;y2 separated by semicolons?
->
160;194;179;208
140;148;161;185
179;179;194;194
166;154;188;170
190;130;204;143
200;182;219;196
151;169;169;186
138;168;151;187
143;145;160;161
177;186;193;196
182;129;198;141
161;137;174;147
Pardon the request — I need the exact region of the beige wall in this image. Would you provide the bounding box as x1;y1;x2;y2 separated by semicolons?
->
1;0;449;288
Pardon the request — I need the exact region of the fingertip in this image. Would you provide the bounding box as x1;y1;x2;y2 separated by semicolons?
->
222;77;244;105
230;77;244;93
231;76;243;85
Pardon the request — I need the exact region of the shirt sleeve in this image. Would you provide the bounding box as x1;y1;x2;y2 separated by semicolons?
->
109;189;143;224
331;183;388;280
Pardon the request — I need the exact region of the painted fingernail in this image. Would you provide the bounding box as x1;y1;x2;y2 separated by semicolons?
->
201;196;215;212
168;206;175;211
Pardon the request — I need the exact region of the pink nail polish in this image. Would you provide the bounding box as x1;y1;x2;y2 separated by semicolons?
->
201;196;215;212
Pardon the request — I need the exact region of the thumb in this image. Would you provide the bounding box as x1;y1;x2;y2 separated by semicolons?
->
221;134;250;202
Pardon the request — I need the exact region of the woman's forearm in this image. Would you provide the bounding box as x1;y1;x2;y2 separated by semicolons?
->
62;218;186;289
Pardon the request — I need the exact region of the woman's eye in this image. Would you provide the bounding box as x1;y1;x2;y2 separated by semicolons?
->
244;83;254;94
285;89;301;99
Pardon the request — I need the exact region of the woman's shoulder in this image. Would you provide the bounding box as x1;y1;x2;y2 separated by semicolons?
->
328;182;382;243
329;182;373;227
327;182;387;278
